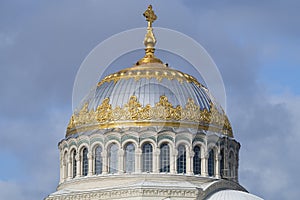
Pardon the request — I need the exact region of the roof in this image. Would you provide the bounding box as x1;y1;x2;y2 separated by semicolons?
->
65;5;233;138
206;190;264;200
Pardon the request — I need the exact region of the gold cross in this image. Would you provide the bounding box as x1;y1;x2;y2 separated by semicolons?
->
143;5;157;28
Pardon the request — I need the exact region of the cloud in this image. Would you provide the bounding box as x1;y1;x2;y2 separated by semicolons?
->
237;93;300;199
0;181;24;199
0;1;299;200
175;1;300;199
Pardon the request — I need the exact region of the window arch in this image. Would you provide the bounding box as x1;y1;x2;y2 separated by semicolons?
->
142;143;153;172
125;143;135;173
208;149;215;176
72;150;77;178
82;147;88;176
193;146;201;175
160;143;170;172
109;143;119;174
94;146;102;175
177;145;186;173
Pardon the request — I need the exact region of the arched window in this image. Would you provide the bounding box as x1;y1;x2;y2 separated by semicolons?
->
193;146;201;175
229;151;234;177
109;143;119;174
142;143;153;172
94;146;102;175
125;143;135;173
208;149;215;176
220;148;225;177
82;147;88;176
72;150;77;178
177;145;186;173
160;143;170;172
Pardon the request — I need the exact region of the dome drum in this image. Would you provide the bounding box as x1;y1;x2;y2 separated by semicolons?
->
58;128;240;186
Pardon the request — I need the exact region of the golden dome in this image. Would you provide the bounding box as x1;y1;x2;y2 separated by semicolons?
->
66;5;233;138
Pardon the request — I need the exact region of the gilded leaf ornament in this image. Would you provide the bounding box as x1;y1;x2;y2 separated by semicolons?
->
67;95;233;137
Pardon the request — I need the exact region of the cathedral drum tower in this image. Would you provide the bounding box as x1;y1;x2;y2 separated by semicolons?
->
45;5;263;200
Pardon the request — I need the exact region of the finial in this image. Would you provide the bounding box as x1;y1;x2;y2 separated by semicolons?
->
136;5;163;65
143;5;157;28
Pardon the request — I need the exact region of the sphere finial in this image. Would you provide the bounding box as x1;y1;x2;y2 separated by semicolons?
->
136;5;163;66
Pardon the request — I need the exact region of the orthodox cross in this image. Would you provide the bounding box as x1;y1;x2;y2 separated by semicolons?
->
143;5;157;28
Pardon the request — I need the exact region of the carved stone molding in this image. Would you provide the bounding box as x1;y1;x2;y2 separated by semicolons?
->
45;188;198;200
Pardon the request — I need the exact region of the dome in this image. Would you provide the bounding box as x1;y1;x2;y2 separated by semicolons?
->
66;6;233;138
206;190;263;200
66;61;233;137
45;6;258;200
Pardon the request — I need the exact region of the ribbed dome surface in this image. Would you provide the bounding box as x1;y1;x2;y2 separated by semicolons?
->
90;63;212;111
206;190;263;200
66;63;233;137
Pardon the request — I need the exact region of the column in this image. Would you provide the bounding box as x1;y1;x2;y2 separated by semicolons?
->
136;147;142;173
170;149;177;174
215;154;221;178
235;153;239;182
59;156;63;183
202;153;208;177
88;152;93;176
118;149;124;174
153;148;160;173
187;151;194;175
67;155;72;180
102;150;108;175
75;154;81;177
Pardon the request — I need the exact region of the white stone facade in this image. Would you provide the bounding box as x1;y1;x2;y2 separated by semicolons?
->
58;128;239;183
45;127;242;200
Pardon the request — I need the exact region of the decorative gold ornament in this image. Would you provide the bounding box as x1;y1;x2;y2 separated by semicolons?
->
97;65;204;88
67;95;233;137
143;5;157;28
136;5;163;65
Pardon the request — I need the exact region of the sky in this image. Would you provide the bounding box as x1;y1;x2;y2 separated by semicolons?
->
1;0;299;199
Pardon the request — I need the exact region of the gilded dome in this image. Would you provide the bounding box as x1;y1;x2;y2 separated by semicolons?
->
66;5;232;138
66;62;232;137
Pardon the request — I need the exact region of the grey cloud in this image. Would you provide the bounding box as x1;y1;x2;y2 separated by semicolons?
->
176;1;300;199
0;181;24;200
1;1;299;200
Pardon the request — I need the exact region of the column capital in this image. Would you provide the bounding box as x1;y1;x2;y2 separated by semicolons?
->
118;149;125;156
75;154;80;161
136;148;142;155
87;152;93;159
216;154;221;161
173;149;178;157
189;152;195;158
154;148;160;155
203;153;209;159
